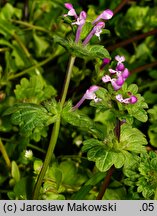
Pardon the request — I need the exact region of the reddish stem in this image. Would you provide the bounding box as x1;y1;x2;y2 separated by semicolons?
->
96;166;115;200
113;0;129;15
130;61;157;74
107;29;157;51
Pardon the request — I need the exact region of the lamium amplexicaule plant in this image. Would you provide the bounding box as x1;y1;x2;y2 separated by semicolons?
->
0;1;157;200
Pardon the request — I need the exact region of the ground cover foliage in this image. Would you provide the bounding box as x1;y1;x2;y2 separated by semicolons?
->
0;0;157;200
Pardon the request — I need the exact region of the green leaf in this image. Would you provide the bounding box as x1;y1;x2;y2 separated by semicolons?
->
123;151;157;199
82;139;123;172
13;177;34;199
11;161;20;183
53;35;110;59
148;125;157;147
90;87;112;110
115;6;150;39
148;105;157;147
33;32;50;57
14;75;56;103
4;103;57;137
72;172;106;200
144;91;157;105
120;124;147;153
82;124;147;172
42;164;65;200
80;22;93;40
62;101;104;139
148;105;157;122
0;3;22;20
10;40;32;69
59;161;78;186
103;181;127;200
0;19;17;38
137;152;157;199
120;84;148;122
62;109;94;130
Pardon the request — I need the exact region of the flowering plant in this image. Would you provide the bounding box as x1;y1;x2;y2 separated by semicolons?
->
0;1;157;200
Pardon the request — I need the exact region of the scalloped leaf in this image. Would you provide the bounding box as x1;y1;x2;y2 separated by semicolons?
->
120;84;148;122
124;151;157;199
82;124;147;172
82;139;125;172
3;103;57;137
119;124;147;153
14;75;56;103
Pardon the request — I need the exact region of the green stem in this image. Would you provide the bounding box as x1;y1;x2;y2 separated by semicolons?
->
0;47;10;52
32;56;76;199
11;19;50;33
0;138;11;168
32;119;61;199
8;50;60;81
13;32;31;59
27;144;46;154
60;56;76;106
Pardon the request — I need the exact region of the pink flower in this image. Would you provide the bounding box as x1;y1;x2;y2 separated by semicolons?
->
64;3;78;19
100;58;111;70
72;11;87;43
116;63;125;71
72;11;86;26
116;94;138;104
83;22;105;45
73;85;101;110
92;9;113;24
115;55;125;64
122;68;130;79
102;75;123;90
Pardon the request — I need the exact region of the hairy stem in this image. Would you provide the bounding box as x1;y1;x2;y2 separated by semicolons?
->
96;165;115;200
0;138;11;168
32;56;76;199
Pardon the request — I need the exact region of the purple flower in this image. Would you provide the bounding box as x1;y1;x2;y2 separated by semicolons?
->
72;11;86;26
115;55;125;64
92;9;113;24
116;63;125;71
64;3;78;19
116;76;124;86
73;85;101;110
102;75;123;90
83;22;105;45
122;68;130;79
102;55;130;90
72;11;87;43
100;58;111;70
116;94;138;104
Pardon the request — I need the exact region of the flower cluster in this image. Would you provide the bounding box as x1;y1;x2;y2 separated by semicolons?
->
102;55;129;91
102;55;137;104
64;3;113;44
73;55;138;109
